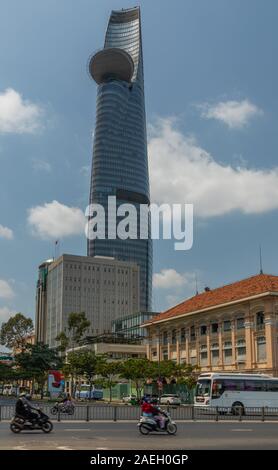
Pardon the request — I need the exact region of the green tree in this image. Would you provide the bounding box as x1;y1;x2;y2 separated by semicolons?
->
66;350;99;400
97;358;121;402
174;363;200;399
55;331;69;353
67;312;90;347
56;312;90;352
154;360;177;380
0;363;15;382
119;358;155;399
15;342;62;398
0;313;33;351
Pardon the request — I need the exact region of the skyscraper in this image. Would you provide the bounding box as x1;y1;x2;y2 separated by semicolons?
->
88;6;152;312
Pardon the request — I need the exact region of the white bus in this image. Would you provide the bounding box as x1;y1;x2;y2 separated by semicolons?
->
195;372;278;414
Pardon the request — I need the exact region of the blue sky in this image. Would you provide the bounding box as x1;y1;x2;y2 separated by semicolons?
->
0;0;278;323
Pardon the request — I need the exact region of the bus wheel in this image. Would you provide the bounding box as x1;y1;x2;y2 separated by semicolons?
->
231;402;245;416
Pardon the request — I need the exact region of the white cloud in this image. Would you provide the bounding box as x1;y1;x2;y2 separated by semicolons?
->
0;224;13;240
153;269;195;289
0;88;44;134
32;159;51;172
0;306;13;324
80;165;90;176
0;280;15;300
199;99;263;129
149;118;278;217
27;200;86;239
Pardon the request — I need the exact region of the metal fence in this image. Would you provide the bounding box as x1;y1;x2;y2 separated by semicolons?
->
1;404;278;422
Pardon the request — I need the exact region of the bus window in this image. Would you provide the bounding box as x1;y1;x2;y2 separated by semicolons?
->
196;379;211;397
267;381;278;392
244;380;266;392
223;379;244;391
212;380;225;398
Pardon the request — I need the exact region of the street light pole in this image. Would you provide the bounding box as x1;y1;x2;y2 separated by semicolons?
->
157;325;162;403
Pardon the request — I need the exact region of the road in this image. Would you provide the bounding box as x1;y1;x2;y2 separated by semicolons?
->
0;421;278;450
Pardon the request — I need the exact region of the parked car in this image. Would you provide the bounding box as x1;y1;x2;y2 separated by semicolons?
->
75;384;103;400
122;394;138;404
159;394;181;406
3;385;18;396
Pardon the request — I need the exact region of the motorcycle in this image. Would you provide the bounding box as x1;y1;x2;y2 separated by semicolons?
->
10;409;53;433
50;401;75;415
138;408;177;435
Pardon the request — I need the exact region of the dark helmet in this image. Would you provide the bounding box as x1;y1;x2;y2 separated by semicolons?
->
25;393;32;400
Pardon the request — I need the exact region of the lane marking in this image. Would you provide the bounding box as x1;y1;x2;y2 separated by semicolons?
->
231;429;253;432
56;446;73;450
64;429;91;432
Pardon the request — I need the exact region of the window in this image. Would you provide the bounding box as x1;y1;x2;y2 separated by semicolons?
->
190;326;195;341
162;331;168;346
200;351;207;365
211;349;219;365
244;380;266;392
212;380;226;398
237;346;246;359
223;320;231;331
267;381;278;392
237;317;245;330
171;329;177;345
162;350;168;360
256;311;264;329
218;379;244;393
190;356;197;365
257;336;266;362
200;325;207;335
180;328;186;343
211;323;218;334
224;348;232;363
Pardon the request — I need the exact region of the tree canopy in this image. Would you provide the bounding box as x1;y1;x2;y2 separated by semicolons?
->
0;313;33;351
56;312;90;352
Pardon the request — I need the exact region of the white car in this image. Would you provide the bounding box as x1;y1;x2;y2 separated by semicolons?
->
122;394;137;404
160;394;181;406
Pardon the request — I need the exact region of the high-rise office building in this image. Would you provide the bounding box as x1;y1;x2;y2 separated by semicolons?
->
35;254;140;348
88;6;152;312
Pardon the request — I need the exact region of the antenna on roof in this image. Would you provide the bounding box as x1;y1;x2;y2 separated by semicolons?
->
259;244;263;274
195;273;199;295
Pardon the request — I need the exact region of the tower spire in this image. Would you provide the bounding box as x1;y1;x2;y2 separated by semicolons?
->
259;244;263;274
195;273;199;295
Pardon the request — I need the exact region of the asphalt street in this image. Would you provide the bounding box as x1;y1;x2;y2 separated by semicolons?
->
0;421;278;450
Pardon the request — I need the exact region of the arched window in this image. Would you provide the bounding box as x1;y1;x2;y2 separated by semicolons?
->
256;311;264;330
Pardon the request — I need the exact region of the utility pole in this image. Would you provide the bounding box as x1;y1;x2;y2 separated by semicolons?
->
157;325;162;403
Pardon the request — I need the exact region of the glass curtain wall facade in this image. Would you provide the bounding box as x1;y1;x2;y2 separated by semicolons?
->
88;7;152;312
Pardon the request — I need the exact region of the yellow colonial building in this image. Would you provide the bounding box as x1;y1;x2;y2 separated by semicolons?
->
144;274;278;376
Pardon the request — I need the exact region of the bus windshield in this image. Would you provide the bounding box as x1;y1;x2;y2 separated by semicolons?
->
196;379;211;397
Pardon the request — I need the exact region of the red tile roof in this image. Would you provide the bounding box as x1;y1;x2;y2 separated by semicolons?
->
147;274;278;325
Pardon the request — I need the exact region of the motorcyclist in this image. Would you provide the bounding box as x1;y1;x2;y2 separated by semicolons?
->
140;397;165;429
15;393;40;423
150;398;166;429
